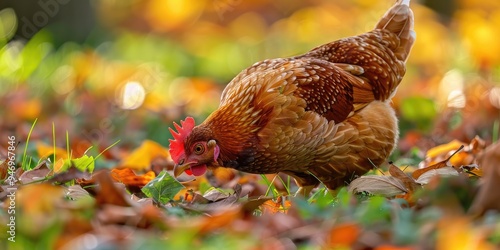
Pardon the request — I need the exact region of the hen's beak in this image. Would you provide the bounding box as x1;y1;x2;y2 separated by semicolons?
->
173;163;191;177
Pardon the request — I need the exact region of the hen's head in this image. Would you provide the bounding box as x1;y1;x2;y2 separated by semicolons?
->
169;117;220;177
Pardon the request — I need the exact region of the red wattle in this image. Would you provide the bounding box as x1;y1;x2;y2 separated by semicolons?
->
190;165;207;176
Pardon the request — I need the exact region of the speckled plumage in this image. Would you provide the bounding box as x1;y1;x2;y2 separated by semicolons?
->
176;0;415;191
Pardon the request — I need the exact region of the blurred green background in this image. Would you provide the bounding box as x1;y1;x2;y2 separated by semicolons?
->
0;0;499;156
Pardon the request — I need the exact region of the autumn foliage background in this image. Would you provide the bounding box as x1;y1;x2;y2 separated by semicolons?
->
1;0;500;249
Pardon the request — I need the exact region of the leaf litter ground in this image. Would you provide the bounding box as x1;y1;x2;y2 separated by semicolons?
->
1;134;500;249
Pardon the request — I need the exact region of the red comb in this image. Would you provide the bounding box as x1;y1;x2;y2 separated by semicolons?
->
169;117;195;164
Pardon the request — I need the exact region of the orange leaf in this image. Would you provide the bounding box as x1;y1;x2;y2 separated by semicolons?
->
110;168;156;188
198;207;242;234
327;222;361;247
120;140;170;171
261;196;291;214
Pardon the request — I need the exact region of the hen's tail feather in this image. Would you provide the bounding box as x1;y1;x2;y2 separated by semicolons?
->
375;0;415;62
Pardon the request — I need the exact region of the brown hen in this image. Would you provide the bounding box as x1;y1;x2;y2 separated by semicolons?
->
169;0;415;195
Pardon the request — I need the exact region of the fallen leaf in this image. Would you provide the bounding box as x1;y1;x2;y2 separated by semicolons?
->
120;140;170;171
425;140;463;159
197;206;242;235
241;196;273;214
71;155;95;173
450;136;486;168
413;145;464;179
261;196;291;214
18;161;51;184
65;185;91;200
348;175;408;196
93;170;131;207
50;166;91;184
469;141;500;216
415;166;459;185
389;163;420;192
182;185;243;213
202;187;233;202
141;170;184;204
327;222;361;248
36;142;69;161
111;168;156;188
0;160;7;180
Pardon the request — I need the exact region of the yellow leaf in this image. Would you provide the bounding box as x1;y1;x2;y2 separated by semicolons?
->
437;217;495;250
36;142;69;161
426;140;463;159
120;140;170;171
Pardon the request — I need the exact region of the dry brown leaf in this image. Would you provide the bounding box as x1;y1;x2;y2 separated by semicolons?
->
415;166;460;185
0;160;8;180
18;161;51;184
388;163;420;192
469;141;500;216
348;175;407;196
65;185;91;200
50;166;91;184
93;170;132;207
182;185;243;213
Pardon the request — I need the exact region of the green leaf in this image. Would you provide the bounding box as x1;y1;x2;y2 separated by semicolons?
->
72;155;95;173
59;155;95;173
142;170;184;204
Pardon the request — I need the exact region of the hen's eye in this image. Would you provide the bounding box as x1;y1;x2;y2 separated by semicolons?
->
194;143;204;155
